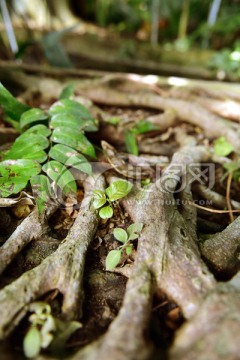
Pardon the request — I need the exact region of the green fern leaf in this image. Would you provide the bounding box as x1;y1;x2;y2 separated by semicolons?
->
51;127;96;158
49;144;92;175
0;159;41;197
42;161;77;195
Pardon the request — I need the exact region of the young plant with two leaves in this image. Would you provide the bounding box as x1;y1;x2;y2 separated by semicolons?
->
92;179;133;219
105;223;143;270
0;83;98;213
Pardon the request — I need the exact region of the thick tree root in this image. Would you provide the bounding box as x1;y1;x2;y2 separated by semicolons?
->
76;76;240;151
71;144;240;360
0;204;57;275
66;145;216;360
72;264;154;360
200;216;240;277
0;175;105;339
170;283;240;360
193;183;240;210
122;145;216;318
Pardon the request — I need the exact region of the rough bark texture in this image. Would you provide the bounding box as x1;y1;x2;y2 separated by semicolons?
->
201;216;240;277
0;175;105;338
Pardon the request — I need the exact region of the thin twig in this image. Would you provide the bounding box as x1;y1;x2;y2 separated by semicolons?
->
226;172;234;222
188;201;240;214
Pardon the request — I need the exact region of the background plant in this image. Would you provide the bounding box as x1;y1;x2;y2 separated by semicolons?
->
124;119;160;156
106;223;143;270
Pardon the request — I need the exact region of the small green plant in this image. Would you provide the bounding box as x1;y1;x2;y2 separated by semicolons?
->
93;179;133;219
213;136;240;181
213;137;234;157
224;160;240;181
124;120;160;156
23;302;81;358
105;223;143;270
0;83;98;213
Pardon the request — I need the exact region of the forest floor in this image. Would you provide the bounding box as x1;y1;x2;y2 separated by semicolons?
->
0;64;240;360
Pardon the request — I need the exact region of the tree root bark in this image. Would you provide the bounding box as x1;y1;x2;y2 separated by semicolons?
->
72;264;154;360
170;283;240;360
0;204;57;275
69;143;240;360
75;76;240;151
200;216;240;278
0;175;105;339
59;144;215;360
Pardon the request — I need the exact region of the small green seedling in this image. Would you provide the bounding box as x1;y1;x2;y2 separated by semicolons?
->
213;137;234;157
92;179;133;219
105;223;143;270
124;120;160;156
23;302;81;358
213;137;240;182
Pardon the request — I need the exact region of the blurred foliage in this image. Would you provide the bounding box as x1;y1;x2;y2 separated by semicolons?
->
2;0;240;78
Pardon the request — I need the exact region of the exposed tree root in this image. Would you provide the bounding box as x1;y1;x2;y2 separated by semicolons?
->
193;183;240;210
0;204;57;275
69;144;240;360
76;76;240;151
170;283;240;360
72;264;153;360
62;144;215;360
200;216;240;278
1;70;240;359
0;175;105;339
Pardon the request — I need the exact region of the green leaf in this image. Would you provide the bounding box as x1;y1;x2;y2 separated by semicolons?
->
31;175;54;214
113;228;128;243
92;189;107;209
214;137;234;156
51;127;96;158
3;134;49;163
106;180;133;202
124;129;138;156
0;159;41;197
23;326;42;359
23;124;51;137
105;250;122;270
99;205;113;219
59;83;76;99
42;161;77;195
104;117;121;125
135;120;160;134
51;320;81;351
224;161;240;173
0;82;30;121
50;113;87;131
127;223;143;240
20;108;48;129
126;245;133;256
49;99;98;132
49;144;92;175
